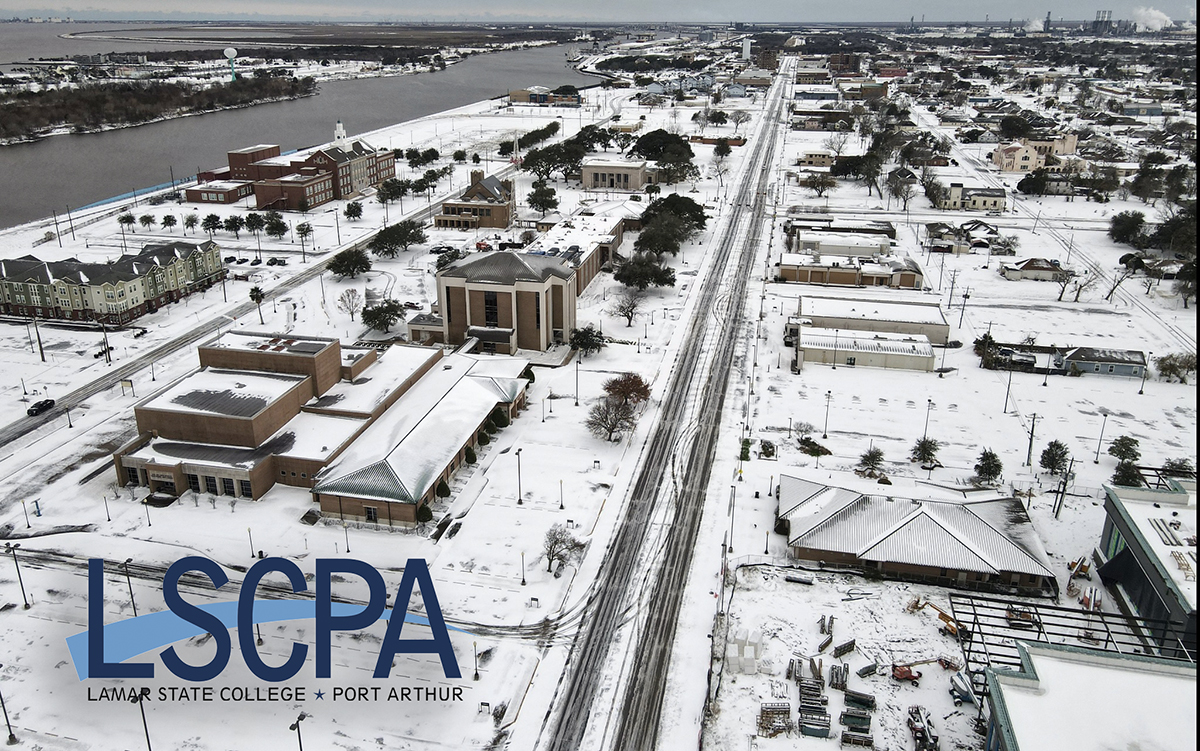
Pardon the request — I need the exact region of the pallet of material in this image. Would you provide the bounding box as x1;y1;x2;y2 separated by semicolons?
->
830;663;849;691
833;639;856;658
809;657;825;685
800;698;829;713
799;709;830;725
840;730;874;747
818;633;833;653
856;662;878;678
800;718;832;738
840;709;872;731
843;689;876;710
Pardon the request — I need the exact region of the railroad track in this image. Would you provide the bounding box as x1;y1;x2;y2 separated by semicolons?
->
541;67;788;751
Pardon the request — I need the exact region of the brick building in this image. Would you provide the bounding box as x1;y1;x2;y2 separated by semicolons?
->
434;171;516;230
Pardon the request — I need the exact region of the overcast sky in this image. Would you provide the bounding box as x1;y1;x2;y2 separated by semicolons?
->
2;1;1195;24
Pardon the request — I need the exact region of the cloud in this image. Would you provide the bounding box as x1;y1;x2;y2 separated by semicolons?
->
1131;6;1173;31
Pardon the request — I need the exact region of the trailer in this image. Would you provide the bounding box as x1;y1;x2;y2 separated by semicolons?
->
839;709;872;732
840;730;874;747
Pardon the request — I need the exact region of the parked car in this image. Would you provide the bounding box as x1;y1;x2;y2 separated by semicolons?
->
26;399;55;416
475;241;493;251
266;257;287;266
403;301;422;310
235;258;250;264
224;256;237;264
430;245;456;255
250;258;262;266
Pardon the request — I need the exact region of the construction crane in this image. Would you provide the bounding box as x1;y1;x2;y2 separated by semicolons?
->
906;597;972;641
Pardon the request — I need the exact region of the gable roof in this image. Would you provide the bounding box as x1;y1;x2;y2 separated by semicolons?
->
439;251;574;285
780;473;1054;579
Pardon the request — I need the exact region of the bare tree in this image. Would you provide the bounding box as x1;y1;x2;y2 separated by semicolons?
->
802;173;839;198
730;110;751;134
888;180;916;210
609;288;643;327
1104;267;1138;301
603;372;652;405
586;399;636;441
543;524;586;573
1053;270;1075;301
337;289;364;321
1071;274;1100;302
822;132;850;158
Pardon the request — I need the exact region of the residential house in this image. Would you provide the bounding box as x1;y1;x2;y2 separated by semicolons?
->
434;170;516;230
992;141;1044;172
999;258;1064;281
939;183;1007;212
1055;347;1147;377
797;149;835;168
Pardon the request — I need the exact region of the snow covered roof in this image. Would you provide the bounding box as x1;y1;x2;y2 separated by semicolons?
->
307;344;442;416
313;353;528;505
203;330;337;356
440;252;574;284
798;327;935;358
139;369;307;418
779;471;1053;579
581;156;647;170
1063;347;1146;366
800;296;948;327
793;231;891;250
988;642;1196;751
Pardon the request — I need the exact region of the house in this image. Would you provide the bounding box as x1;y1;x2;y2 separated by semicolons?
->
992;141;1044;172
435;252;577;353
984;642;1196;751
775;472;1055;594
722;82;748;98
788;295;950;345
112;333;445;502
939;183;1007;212
887;167;919;185
1095;474;1196;658
999;258;1064;281
1055;347;1147;378
1025;132;1078;157
582;157;651;191
796;149;835;168
434;170;516;230
312;353;529;525
0;241;224;325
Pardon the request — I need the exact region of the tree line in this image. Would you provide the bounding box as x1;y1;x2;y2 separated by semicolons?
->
0;75;317;141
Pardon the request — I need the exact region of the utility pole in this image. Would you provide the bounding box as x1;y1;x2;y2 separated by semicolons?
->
958;287;971;328
1025;413;1038;466
946;269;958;310
32;316;45;362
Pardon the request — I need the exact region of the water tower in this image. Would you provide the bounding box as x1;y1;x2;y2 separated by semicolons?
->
224;48;238;82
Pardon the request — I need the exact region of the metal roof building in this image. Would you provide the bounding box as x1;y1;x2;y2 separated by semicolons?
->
777;471;1055;594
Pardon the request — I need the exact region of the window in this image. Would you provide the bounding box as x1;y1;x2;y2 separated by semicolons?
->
239;480;253;497
484;291;498;327
1108;365;1115;373
846;356;856;367
365;506;378;523
187;474;201;493
221;477;235;496
1094;364;1101;372
535;293;541;329
205;475;219;493
126;466;140;485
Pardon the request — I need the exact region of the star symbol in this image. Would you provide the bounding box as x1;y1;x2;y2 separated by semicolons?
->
315;690;325;700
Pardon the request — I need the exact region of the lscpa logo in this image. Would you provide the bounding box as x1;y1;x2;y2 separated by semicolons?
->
66;557;462;681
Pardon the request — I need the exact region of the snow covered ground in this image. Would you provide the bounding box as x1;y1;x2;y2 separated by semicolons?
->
0;63;1195;751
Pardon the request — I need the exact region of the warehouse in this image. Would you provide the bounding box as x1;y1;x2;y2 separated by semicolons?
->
792;327;935;371
790;295;950;345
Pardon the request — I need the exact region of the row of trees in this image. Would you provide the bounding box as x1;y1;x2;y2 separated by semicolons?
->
611;194;707;291
120;209;293;243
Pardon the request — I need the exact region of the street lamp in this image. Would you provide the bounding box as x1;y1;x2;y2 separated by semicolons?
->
248;527;256;558
123;558;138;617
288;712;307;751
520;552;526;586
1138;352;1151;394
4;544;29;610
822;391;832;439
473;641;480;681
559;479;564;511
575;356;581;406
516;448;523;505
343;523;350;554
922;399;933;442
20;501;29;529
728;485;736;554
130;689;152;750
0;663;17;745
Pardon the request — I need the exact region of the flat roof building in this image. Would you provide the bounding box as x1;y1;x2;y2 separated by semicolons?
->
791;294;950;345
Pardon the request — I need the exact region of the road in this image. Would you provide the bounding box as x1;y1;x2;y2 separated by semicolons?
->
0;171;515;452
542;67;788;751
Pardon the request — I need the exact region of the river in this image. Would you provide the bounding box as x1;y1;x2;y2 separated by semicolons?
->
0;34;597;230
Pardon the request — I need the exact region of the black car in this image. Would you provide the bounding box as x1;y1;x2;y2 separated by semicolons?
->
224;256;237;264
26;399;55;416
235;258;250;264
250;258;263;265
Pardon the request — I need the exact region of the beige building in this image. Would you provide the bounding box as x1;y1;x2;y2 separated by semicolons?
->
797;149;835;168
939;183;1007;212
992;141;1044;172
582;157;651;191
777;253;924;289
787;295;950;345
436;252;577;353
793;326;935;371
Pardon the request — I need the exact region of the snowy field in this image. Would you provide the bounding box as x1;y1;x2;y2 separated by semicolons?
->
0;58;1195;751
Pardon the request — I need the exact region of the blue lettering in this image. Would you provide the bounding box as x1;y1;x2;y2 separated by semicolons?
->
159;557;230;681
315;559;385;678
374;559;461;679
87;558;154;679
239;558;308;682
